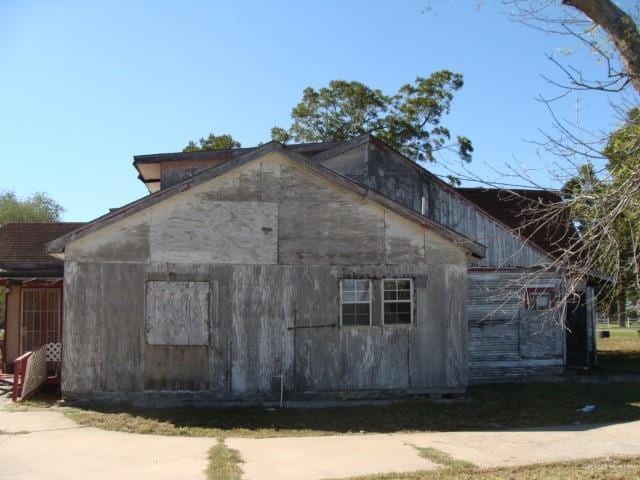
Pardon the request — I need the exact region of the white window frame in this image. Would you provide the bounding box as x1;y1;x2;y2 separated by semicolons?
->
381;278;413;326
340;279;372;327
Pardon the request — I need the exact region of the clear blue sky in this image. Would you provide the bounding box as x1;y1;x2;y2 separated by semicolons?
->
0;0;625;221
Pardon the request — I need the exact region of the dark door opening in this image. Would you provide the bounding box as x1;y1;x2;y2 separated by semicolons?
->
566;292;588;367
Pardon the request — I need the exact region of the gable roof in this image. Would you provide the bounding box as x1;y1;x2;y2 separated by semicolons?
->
48;142;485;259
0;222;85;269
456;188;576;257
133;141;346;192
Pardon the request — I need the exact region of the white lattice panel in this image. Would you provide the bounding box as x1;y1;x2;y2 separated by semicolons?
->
20;345;47;401
45;343;62;362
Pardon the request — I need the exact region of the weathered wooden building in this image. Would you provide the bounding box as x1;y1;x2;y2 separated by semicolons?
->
48;143;486;404
3;134;592;404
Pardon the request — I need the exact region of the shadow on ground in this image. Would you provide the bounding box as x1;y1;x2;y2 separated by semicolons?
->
59;383;640;438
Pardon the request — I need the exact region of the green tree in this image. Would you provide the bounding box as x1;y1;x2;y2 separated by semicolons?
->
0;191;64;225
603;107;640;323
272;72;473;163
562;108;640;324
183;133;241;152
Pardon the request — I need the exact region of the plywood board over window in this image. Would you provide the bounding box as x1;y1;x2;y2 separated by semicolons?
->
146;281;209;345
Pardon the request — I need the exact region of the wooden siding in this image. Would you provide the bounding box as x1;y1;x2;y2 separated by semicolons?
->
318;142;549;268
467;271;564;383
315;142;569;382
61;151;468;404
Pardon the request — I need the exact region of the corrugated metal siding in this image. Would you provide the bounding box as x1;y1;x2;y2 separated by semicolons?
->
468;271;565;384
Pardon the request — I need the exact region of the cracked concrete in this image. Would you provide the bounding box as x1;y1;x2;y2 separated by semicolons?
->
2;406;640;480
0;410;214;480
227;421;640;480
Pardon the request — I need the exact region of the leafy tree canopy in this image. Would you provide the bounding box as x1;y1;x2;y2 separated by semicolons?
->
271;71;473;164
183;133;241;152
562;107;640;320
0;191;64;225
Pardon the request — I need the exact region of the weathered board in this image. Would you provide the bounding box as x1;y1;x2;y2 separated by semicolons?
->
61;151;469;404
145;281;210;346
316;141;549;268
311;141;570;383
467;270;564;383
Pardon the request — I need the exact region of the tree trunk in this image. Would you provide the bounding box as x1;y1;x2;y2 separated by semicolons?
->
564;0;640;93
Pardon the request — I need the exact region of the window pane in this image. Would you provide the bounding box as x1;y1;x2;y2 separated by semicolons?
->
535;293;550;310
397;303;411;314
341;280;371;326
383;279;412;325
342;303;356;315
342;303;370;326
384;290;397;301
342;291;356;302
342;280;357;292
383;280;396;291
343;279;369;290
355;291;370;302
397;290;411;301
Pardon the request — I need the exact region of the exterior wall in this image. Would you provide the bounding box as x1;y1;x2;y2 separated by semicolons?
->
467;270;565;383
62;151;469;404
316;141;573;381
318;142;549;268
4;286;21;365
160;159;229;189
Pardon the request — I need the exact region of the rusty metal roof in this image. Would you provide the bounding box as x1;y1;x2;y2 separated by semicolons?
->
456;188;577;257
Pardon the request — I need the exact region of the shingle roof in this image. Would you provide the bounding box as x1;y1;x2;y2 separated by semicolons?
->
0;222;85;265
456;188;576;257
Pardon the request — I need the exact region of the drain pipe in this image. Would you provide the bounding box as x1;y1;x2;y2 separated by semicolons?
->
280;372;284;408
274;373;284;408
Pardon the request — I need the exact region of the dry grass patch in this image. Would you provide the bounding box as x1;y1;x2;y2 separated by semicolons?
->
342;455;640;479
415;446;475;470
206;439;243;480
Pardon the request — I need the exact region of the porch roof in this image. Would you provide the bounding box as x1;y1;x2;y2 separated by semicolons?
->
0;277;63;287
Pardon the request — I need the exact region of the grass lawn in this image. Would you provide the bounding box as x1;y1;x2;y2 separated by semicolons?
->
341;455;640;480
61;382;640;439
597;326;640;371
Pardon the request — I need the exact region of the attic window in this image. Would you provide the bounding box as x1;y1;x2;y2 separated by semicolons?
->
340;279;371;326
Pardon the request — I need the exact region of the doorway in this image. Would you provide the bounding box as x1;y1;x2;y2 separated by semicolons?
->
20;288;61;354
566;292;588;367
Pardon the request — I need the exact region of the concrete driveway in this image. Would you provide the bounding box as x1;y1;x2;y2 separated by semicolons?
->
0;409;214;480
227;420;640;480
